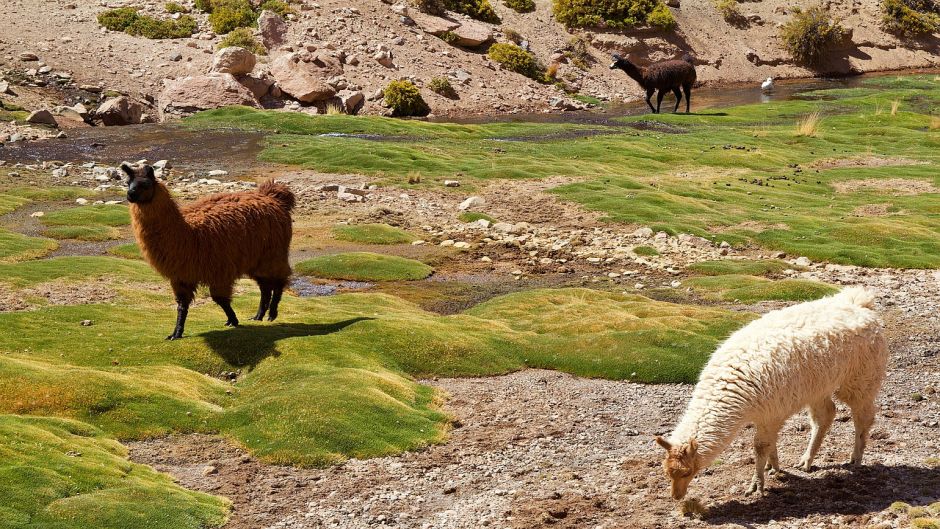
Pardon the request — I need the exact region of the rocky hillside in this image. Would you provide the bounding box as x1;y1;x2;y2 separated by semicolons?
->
0;0;938;126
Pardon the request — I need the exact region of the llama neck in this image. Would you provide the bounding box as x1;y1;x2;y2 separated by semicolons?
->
130;183;191;274
669;390;747;467
617;62;646;88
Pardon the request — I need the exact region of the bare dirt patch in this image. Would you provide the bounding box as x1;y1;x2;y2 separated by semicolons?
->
0;279;117;311
852;203;894;217
832;178;940;195
711;221;789;234
810;155;927;170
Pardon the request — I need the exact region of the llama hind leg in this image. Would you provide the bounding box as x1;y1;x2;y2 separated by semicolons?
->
250;278;273;321
209;284;239;328
267;278;288;322
766;444;781;475
799;397;836;471
672;88;682;113
683;83;692;113
839;389;877;465
655;90;666;113
168;281;196;340
645;88;656;113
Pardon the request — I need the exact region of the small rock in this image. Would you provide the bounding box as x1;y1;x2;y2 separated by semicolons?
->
443;180;460;187
458;196;484;211
795;256;812;267
80;320;93;326
26;110;58;126
208;169;228;177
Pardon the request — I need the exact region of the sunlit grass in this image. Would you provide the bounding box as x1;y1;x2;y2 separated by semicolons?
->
794;111;821;137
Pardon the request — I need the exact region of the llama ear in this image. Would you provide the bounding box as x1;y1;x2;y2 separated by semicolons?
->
655;436;672;451
682;438;699;458
143;165;156;180
120;162;135;178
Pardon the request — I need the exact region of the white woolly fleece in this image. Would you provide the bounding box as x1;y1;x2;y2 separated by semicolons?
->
668;287;887;465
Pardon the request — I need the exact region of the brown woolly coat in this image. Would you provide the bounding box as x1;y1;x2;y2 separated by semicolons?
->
617;56;697;91
130;180;294;297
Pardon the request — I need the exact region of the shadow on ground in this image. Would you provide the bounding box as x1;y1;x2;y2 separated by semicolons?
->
201;317;372;368
706;464;940;525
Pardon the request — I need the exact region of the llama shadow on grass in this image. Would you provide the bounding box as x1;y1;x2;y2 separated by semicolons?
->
200;317;372;369
704;464;940;525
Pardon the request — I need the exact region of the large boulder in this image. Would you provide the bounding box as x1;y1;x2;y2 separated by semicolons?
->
451;19;493;47
26;110;58;126
236;74;274;99
269;52;341;102
258;10;288;50
158;73;259;117
336;90;365;114
95;96;146;126
210;47;256;75
407;9;460;35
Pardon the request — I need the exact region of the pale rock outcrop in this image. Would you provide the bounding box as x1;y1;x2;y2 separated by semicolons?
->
237;74;274;99
159;73;259;117
95;96;147;125
270;52;341;102
210;46;256;75
451;19;493;47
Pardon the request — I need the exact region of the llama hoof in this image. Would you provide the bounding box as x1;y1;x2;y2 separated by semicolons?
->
744;481;764;496
796;458;814;472
267;314;278;322
249;315;263;321
166;333;183;340
224;320;239;327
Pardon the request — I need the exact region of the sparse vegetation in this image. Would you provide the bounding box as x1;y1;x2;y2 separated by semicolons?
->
714;0;743;23
39;205;130;241
687;259;794;276
98;7;197;39
332;224;418;245
563;35;593;69
438;30;460;44
259;0;296;16
503;27;523;43
165;1;189;13
795;111;821;137
384;80;431;117
445;0;501;22
686;275;838;302
459;211;496;223
487;43;545;82
428;76;458;98
911;519;940;529
780;6;844;65
208;0;257;34
553;0;675;30
218;27;266;54
882;0;940;36
633;245;660;257
505;0;536;13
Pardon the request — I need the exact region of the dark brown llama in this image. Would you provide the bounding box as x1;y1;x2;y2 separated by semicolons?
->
610;54;697;114
122;163;295;340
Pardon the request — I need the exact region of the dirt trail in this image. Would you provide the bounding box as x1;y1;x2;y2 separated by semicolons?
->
130;269;940;529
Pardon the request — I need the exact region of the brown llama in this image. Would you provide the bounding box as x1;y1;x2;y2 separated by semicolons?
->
609;53;697;114
122;163;295;340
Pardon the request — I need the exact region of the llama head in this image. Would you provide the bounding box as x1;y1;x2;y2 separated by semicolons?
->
655;436;700;500
121;163;157;204
609;54;628;70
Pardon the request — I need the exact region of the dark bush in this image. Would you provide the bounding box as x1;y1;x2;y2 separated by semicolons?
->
98;8;197;39
385;80;431;117
428;77;458;98
882;0;940;35
552;0;672;29
780;6;844;65
487;43;545;82
505;0;536;13
98;7;140;31
445;0;501;22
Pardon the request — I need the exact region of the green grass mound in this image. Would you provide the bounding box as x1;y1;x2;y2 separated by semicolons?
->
40;205;130;241
458;211;496;223
686;259;794;276
0;230;57;262
686;274;838;302
181;75;940;269
0;256;155;287
332;224;418;245
0;194;31;216
633;245;659;257
0;415;229;529
296;252;433;281
108;243;143;260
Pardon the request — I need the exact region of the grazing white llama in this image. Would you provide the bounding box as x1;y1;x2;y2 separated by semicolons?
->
655;287;887;500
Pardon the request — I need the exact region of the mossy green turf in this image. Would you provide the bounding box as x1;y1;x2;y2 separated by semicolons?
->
188;75;940;269
685;274;838;302
633;245;659;257
295;252;434;281
459;211;496;223
107;243;143;260
332;223;418;244
0;415;229;529
0;230;57;262
686;259;796;276
40;205;130;241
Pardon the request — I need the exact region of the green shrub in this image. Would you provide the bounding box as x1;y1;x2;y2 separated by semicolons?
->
553;0;671;29
384;80;431;117
715;0;743;22
564;35;593;69
194;0;213;11
505;0;536;13
503;27;523;43
446;0;501;22
165;1;189;13
487;43;545;81
411;0;447;15
882;0;940;35
97;7;140;31
259;0;296;16
428;77;457;97
218;27;266;54
439;30;460;44
646;2;676;29
780;6;844;65
98;8;196;39
209;0;257;33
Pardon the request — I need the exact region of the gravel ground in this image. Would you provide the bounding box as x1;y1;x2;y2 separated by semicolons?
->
129;268;940;529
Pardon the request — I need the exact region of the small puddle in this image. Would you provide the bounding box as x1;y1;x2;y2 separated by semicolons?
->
290;276;372;297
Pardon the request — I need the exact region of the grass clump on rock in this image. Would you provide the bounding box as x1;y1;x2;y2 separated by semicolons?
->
217;27;266;54
97;7;197;39
505;0;536;13
384;80;431;117
780;6;844;65
459;211;496;223
295;252;434;281
553;0;674;29
165;1;190;13
882;0;940;36
686;275;838;303
332;224;418;245
446;0;501;22
633;245;660;257
487;43;545;82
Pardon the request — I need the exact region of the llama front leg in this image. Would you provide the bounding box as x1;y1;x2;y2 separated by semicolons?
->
672;87;682;113
645;88;656;113
655;90;666;113
168;281;196;340
799;397;836;471
746;426;778;496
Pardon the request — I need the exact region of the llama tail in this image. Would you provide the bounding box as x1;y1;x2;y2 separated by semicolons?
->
834;286;876;309
258;179;296;212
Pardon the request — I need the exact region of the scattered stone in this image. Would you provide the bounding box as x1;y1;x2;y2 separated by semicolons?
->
26;110;58;126
270;52;340;102
80;320;93;326
795;256;812;267
19;52;39;61
631;227;654;238
458;196;484;211
443;180;460;187
335;89;365;114
208;169;228;177
451;19;494;47
95;96;146;126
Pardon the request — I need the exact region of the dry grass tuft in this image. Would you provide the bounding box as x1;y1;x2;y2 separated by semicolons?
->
929;116;940;130
795;111;821;137
679;498;708;518
891;99;901;116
